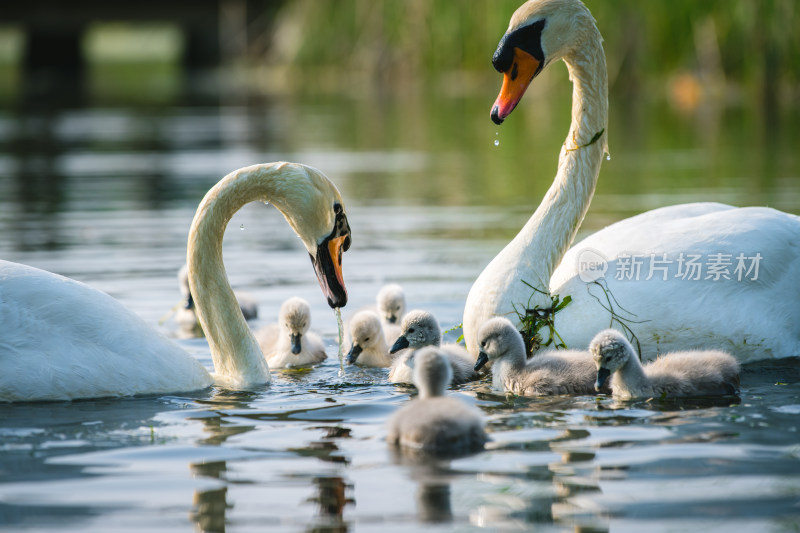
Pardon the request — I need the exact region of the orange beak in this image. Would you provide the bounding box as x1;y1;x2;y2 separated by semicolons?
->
327;234;347;293
312;233;349;308
491;47;541;125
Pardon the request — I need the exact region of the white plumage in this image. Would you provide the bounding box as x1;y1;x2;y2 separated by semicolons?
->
376;283;406;341
462;0;800;363
345;310;393;367
0;260;212;401
256;297;327;369
0;162;351;401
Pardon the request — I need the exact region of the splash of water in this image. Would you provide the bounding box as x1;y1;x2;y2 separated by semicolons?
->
335;307;345;376
240;224;245;230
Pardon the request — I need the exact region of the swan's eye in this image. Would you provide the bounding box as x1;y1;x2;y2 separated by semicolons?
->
604;356;612;363
407;327;415;334
364;337;370;342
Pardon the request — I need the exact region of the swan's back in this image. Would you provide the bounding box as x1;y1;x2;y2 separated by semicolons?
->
440;345;480;384
509;350;600;396
387;397;488;455
644;350;740;397
0;261;212;402
387;348;487;455
591;328;741;399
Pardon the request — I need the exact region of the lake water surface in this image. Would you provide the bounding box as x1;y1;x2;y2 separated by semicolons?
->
1;84;799;532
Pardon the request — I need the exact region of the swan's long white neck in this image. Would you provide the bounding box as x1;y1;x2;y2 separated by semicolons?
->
464;25;608;355
514;43;607;290
188;164;304;387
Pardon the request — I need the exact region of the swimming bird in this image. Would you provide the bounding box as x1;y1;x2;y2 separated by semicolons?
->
256;297;327;368
590;329;740;399
0;162;351;401
174;263;258;336
462;0;800;363
346;310;393;367
376;283;406;341
389;310;479;385
387;347;488;456
475;317;603;396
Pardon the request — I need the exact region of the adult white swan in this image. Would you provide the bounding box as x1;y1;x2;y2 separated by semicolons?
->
1;162;351;402
463;0;800;363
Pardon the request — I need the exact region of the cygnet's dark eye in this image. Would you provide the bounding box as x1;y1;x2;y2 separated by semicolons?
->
408;328;415;334
480;340;486;348
364;337;370;342
604;356;612;363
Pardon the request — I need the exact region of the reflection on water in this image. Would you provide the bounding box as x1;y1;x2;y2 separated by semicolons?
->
1;77;799;531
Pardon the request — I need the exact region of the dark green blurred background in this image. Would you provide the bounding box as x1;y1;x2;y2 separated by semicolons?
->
0;0;798;224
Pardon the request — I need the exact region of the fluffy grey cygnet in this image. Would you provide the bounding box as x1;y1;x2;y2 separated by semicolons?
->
475;317;604;396
387;347;488;455
590;329;740;399
256;297;326;368
346;310;392;367
388;310;479;385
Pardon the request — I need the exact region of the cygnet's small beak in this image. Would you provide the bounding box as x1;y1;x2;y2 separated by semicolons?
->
386;315;397;324
346;344;362;365
474;352;489;372
291;333;302;355
183;292;195;310
390;335;409;354
595;368;611;391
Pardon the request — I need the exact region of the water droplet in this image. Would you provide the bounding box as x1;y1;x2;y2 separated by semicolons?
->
264;201;270;206
494;139;500;147
604;152;611;161
240;224;245;230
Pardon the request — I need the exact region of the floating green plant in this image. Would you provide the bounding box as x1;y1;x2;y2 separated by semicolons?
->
513;280;572;355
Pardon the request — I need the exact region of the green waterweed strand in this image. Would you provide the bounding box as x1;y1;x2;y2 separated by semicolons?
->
513;281;572;356
587;279;648;361
565;128;605;152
